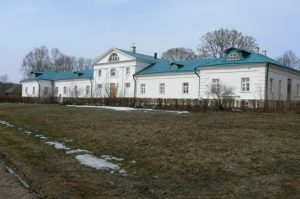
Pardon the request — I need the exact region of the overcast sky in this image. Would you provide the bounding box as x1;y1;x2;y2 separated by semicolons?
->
1;0;300;83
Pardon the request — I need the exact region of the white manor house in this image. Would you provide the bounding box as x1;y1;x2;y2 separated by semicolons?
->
21;47;300;101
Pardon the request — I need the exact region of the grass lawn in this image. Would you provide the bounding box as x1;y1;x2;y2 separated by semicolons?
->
0;103;299;198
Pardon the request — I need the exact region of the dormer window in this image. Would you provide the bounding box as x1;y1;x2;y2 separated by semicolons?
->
109;53;119;62
227;52;240;61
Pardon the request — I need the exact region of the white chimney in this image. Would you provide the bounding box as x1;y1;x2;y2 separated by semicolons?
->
131;46;136;53
262;50;267;56
254;47;260;54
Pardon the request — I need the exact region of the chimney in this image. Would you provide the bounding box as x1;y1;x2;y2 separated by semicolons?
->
154;52;157;59
131;46;136;53
262;50;267;56
254;47;260;54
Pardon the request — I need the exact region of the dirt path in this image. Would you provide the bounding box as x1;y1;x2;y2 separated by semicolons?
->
0;162;34;199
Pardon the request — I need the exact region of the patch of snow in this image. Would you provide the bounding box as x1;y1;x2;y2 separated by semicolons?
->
45;141;71;150
35;134;48;140
67;105;137;111
23;131;32;135
101;155;124;161
75;154;120;171
66;105;190;114
129;160;136;164
65;149;90;154
0;120;14;128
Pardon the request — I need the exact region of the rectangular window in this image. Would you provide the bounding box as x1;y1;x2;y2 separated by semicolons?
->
241;77;250;92
110;68;116;76
270;78;273;93
32;87;35;95
140;84;146;94
125;83;130;88
25;87;28;94
126;67;130;75
74;86;78;95
97;84;102;89
279;80;282;93
43;87;49;95
159;83;165;95
86;85;90;95
98;70;102;77
54;87;58;96
183;82;189;94
297;84;300;96
63;86;67;94
212;79;220;91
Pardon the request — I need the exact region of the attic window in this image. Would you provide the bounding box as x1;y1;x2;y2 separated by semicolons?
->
171;65;178;70
109;53;119;62
227;52;240;61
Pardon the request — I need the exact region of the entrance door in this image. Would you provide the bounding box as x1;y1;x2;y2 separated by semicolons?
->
110;83;116;97
287;79;292;101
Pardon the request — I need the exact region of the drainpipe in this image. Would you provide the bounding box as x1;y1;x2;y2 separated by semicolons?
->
37;80;41;99
133;74;137;106
89;77;93;99
194;68;200;100
265;63;270;101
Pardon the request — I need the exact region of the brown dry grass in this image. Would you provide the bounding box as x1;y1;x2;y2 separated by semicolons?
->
0;103;299;198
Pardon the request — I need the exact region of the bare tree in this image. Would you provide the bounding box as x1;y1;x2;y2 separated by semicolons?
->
207;82;235;109
0;75;8;83
22;46;52;76
161;48;197;61
198;28;257;58
277;50;300;69
22;46;92;76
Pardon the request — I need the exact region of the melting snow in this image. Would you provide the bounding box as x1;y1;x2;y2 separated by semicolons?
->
67;105;190;114
45;141;71;150
101;155;124;161
65;149;90;154
75;154;120;171
23;131;32;135
0;120;14;127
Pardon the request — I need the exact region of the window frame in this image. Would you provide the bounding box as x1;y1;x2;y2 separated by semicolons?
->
227;52;240;61
110;68;116;77
108;53;119;62
212;79;220;91
86;85;90;95
125;82;130;88
126;67;130;75
43;87;49;95
140;84;146;94
182;82;189;94
241;77;250;92
98;70;102;77
159;83;165;95
63;86;67;95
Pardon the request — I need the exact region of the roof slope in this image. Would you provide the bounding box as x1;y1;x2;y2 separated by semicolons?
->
136;48;296;76
117;49;161;63
21;69;93;82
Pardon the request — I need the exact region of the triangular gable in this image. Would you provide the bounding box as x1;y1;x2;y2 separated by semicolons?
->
93;48;136;65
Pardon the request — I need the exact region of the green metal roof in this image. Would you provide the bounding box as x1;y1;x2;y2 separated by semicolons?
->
136;48;299;76
21;69;93;82
117;48;161;63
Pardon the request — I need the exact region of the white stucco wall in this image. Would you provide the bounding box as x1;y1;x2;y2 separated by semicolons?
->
268;65;300;101
199;64;266;100
21;80;52;97
136;73;199;99
93;50;152;98
54;79;92;98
